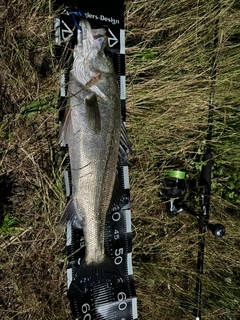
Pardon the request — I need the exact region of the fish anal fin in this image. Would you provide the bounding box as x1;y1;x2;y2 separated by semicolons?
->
85;93;101;133
59;108;74;145
59;197;83;229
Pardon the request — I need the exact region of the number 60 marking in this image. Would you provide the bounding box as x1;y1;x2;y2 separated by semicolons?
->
82;303;91;320
117;292;127;311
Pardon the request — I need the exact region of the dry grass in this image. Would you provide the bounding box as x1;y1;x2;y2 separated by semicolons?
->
126;0;240;319
0;1;70;319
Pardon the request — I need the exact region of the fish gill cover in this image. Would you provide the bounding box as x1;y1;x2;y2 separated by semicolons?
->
54;1;137;319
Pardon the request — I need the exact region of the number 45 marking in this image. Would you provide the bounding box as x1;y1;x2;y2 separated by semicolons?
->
114;229;120;240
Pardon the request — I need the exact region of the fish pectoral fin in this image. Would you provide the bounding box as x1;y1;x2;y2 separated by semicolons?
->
85;93;101;133
59;197;83;229
59;107;74;145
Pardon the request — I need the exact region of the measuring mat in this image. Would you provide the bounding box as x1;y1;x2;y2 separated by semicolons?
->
54;1;137;319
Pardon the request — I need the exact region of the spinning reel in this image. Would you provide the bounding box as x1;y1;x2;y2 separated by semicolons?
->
160;168;225;238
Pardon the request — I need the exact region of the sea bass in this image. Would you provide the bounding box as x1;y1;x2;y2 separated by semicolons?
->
59;19;124;287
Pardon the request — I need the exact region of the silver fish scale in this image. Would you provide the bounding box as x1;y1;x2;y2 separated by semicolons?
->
66;53;121;265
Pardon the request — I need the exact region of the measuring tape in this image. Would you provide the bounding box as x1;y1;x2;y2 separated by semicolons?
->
54;1;137;319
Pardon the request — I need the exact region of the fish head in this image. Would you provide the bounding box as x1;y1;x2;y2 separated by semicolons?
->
73;19;115;92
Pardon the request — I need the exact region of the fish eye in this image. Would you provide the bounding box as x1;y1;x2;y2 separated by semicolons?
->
97;37;104;47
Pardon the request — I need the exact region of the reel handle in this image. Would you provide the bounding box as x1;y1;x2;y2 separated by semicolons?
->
208;223;225;238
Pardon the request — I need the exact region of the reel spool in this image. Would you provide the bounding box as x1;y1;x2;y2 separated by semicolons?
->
160;169;187;218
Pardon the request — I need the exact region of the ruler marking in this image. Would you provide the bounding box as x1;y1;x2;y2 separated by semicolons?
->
120;29;125;54
123;165;130;189
127;253;133;275
64;170;71;197
132;297;138;319
66;221;72;246
125;209;132;233
60;72;66;97
54;17;61;44
67;268;72;288
120;75;126;100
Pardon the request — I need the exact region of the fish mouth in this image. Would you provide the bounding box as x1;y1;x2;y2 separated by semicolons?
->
79;19;108;51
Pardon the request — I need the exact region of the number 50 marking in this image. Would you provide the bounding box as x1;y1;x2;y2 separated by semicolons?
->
114;248;123;265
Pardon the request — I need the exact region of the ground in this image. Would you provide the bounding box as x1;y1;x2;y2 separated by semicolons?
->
0;0;240;319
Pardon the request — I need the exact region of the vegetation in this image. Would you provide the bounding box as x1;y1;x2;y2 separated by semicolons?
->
0;0;239;319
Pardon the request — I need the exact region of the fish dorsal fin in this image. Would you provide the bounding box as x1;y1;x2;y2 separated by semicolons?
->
108;175;127;213
120;121;133;155
118;144;128;164
85;93;101;133
117;121;133;166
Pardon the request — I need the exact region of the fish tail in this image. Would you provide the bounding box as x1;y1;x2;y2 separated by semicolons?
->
68;257;124;297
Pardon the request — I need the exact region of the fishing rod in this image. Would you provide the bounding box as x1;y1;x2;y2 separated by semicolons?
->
160;2;225;319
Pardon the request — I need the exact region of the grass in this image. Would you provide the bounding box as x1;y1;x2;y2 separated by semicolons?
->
126;0;240;319
0;0;240;319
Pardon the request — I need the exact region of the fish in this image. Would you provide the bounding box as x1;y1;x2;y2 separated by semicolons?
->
59;19;130;291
